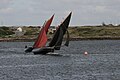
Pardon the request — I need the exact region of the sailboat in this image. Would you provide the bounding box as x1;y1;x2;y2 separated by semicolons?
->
32;12;72;55
25;14;54;53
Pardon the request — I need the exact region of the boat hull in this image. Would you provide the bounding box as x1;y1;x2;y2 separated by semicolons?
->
33;47;54;55
25;47;33;53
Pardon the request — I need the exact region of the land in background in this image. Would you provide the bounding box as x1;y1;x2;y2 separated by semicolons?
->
0;24;120;41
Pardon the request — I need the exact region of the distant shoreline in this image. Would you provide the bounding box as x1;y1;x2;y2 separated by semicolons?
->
1;26;120;42
0;37;120;42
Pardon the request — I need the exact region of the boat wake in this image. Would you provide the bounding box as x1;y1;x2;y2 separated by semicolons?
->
46;52;63;56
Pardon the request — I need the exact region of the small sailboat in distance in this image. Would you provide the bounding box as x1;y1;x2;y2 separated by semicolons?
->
32;12;72;55
25;14;54;53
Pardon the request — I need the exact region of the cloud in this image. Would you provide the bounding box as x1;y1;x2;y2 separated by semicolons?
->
0;7;13;13
0;0;13;9
0;0;120;26
0;0;14;14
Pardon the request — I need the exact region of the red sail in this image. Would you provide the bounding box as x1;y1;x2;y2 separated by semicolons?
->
44;14;54;33
34;27;47;48
33;27;47;48
33;15;54;48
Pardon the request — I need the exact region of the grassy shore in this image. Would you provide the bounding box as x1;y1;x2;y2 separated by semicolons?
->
68;26;120;40
0;25;120;42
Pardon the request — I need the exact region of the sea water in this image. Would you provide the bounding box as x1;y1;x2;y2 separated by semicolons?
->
0;40;120;80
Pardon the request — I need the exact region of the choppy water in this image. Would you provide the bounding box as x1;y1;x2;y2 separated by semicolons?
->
0;40;120;80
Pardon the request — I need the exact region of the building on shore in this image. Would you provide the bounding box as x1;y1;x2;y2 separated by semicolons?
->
14;27;26;37
48;26;56;34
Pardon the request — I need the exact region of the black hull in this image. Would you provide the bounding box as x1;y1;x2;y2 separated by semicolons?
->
25;47;33;53
33;47;54;55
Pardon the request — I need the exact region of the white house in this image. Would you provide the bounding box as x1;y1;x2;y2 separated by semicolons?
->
14;27;25;37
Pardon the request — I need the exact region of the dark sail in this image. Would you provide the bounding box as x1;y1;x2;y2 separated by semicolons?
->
54;27;64;50
64;29;69;46
48;12;72;50
54;28;69;50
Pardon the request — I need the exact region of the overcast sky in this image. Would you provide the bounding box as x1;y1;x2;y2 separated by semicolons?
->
0;0;120;26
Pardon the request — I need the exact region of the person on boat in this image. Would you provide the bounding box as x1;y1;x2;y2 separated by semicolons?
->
25;45;27;48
